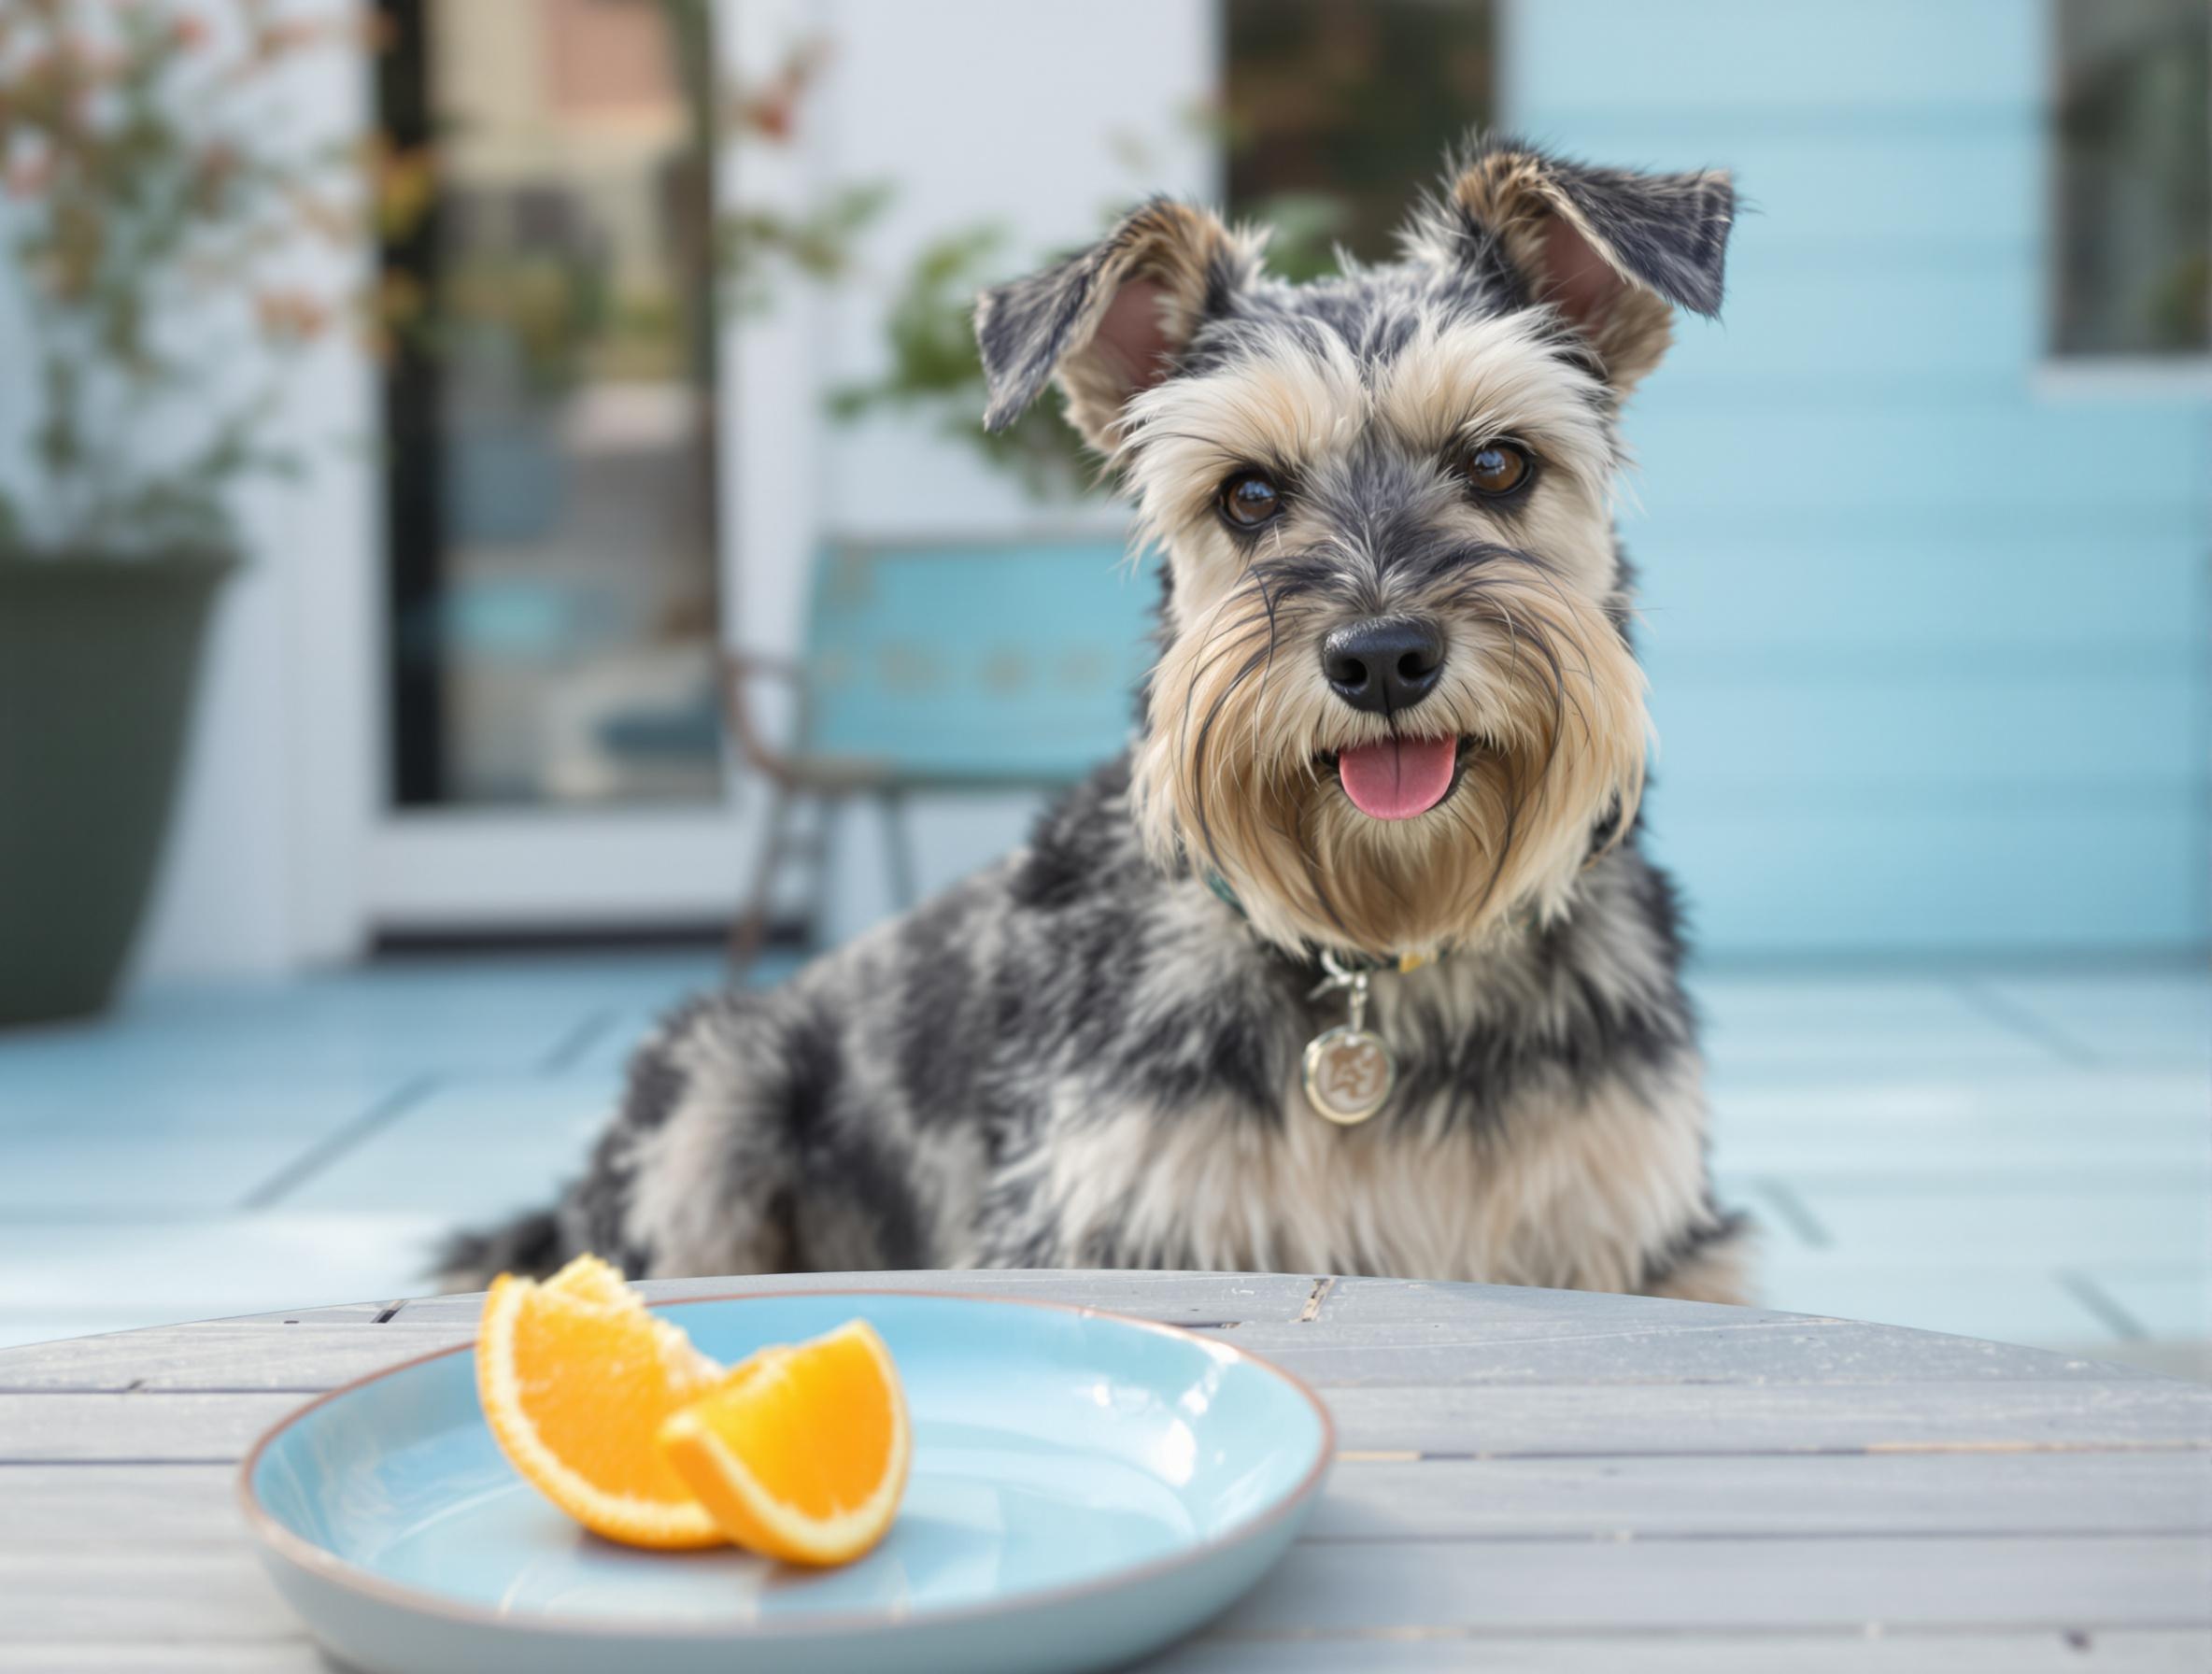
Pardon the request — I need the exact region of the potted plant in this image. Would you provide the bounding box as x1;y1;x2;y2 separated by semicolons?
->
0;1;356;1025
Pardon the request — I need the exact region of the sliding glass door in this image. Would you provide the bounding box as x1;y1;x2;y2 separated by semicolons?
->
374;0;744;933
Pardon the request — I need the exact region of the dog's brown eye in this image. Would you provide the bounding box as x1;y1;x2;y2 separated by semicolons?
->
1461;441;1533;497
1219;470;1283;528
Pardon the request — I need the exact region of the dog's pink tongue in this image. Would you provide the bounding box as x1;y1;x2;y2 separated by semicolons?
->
1338;736;1456;820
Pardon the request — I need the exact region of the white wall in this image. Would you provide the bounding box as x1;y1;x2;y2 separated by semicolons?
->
134;4;380;982
813;0;1218;540
0;3;377;985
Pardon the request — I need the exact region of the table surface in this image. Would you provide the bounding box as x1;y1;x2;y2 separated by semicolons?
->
3;1270;2208;1672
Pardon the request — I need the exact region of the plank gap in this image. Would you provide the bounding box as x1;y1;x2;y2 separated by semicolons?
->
2054;1271;2149;1342
1952;976;2106;1068
1754;1177;1833;1248
539;1009;618;1073
1299;1277;1337;1324
1292;1526;2212;1547
235;1073;444;1210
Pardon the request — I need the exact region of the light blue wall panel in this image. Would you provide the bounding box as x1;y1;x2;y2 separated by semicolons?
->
1513;0;2212;953
1510;0;2041;112
1645;662;2201;795
1665;256;2037;376
1630;531;2207;655
1548;120;2041;250
1625;402;2205;519
1643;801;2205;954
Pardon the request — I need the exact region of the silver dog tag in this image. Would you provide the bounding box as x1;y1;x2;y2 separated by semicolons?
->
1302;960;1394;1125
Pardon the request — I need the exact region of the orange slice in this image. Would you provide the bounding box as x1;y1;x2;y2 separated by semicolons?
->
475;1254;730;1549
659;1319;911;1567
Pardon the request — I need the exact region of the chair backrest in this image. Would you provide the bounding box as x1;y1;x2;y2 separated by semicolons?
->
802;536;1157;785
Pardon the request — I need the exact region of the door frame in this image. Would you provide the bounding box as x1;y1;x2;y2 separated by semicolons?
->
358;0;818;939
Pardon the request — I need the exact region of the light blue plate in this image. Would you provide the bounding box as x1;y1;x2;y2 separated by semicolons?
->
241;1291;1333;1674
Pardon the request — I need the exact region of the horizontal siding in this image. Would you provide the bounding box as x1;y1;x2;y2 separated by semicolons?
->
1665;257;2039;376
1513;0;2212;955
1630;531;2208;655
1646;662;2202;796
1549;120;2041;248
1625;402;2205;518
1644;802;2207;954
1511;0;2042;112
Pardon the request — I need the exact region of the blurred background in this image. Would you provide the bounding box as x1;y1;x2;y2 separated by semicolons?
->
0;1;2205;1369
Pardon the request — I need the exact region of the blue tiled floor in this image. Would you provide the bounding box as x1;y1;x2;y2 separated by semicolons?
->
2;951;2205;1374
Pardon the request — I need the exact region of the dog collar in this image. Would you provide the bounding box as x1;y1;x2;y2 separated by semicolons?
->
1201;871;1436;976
1202;871;1435;1126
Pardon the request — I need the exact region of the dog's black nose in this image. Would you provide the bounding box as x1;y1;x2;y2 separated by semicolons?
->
1322;617;1445;715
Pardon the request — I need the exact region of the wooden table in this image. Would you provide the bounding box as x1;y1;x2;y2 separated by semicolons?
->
4;1270;2208;1670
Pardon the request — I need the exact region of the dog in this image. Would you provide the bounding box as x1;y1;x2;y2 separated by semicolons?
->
447;134;1749;1305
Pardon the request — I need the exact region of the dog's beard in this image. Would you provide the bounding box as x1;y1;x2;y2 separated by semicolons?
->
1131;557;1649;958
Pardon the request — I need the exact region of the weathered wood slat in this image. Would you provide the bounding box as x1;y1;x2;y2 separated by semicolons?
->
8;1376;2199;1466
0;1466;238;1550
1214;1535;2212;1633
390;1268;1325;1326
4;1312;2156;1399
1309;1452;2212;1539
221;1300;399;1326
0;1394;302;1463
0;1648;319;1673
1325;1379;2212;1456
9;1633;2209;1674
0;1323;472;1394
10;1454;2205;1554
5;1534;2202;1642
1224;1316;2148;1386
1157;1631;2212;1672
0;1552;293;1644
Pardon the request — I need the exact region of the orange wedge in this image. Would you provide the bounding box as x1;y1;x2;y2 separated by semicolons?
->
659;1319;911;1566
475;1254;730;1549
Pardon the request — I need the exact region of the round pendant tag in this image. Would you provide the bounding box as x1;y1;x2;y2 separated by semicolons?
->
1301;1026;1395;1126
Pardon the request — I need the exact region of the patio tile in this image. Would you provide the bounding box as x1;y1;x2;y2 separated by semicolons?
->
1693;974;2066;1078
1709;1068;2212;1179
0;1003;584;1089
1786;1182;2212;1269
1707;1067;2207;1129
277;1073;623;1222
0;1212;447;1334
1968;971;2211;1071
0;1132;340;1213
1756;1258;2120;1347
0;1069;410;1138
2085;1268;2212;1341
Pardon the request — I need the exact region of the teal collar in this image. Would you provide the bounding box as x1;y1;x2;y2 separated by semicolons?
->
1201;872;1439;976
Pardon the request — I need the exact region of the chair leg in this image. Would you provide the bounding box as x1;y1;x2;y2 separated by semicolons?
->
880;787;918;912
800;792;844;954
729;783;797;974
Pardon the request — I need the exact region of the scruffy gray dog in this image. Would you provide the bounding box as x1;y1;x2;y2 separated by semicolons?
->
450;134;1749;1304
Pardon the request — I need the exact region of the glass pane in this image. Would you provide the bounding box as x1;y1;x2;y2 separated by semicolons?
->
384;0;721;806
1223;0;1496;279
2052;0;2211;357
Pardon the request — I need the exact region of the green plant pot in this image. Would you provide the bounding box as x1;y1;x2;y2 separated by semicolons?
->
0;552;234;1027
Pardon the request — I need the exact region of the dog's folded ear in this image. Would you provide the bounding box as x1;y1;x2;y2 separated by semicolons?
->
1411;135;1736;390
975;199;1256;453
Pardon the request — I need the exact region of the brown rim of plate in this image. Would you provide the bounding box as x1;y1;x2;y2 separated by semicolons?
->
234;1284;1338;1640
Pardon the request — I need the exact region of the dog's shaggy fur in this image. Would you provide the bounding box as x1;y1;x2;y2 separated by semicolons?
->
447;135;1750;1304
